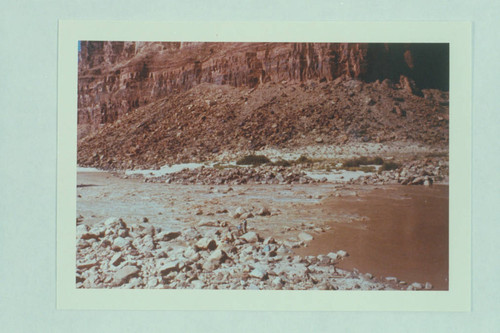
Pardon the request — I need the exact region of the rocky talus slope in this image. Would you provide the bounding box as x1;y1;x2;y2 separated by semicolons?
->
78;79;448;170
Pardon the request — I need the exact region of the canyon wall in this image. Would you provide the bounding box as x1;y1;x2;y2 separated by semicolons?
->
78;42;449;130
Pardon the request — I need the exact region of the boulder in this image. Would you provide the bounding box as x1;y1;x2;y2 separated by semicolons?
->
206;249;227;263
231;207;246;218
410;282;423;290
287;263;309;278
104;217;120;227
263;237;276;245
240;212;254;219
141;225;156;236
76;224;89;236
155;231;181;242
195;238;217;251
256;207;271;216
112;237;131;251
77;260;98;270
336;250;348;258
271;276;283;287
184;247;197;258
240;232;260;243
191;280;205;289
327;252;339;261
114;265;140;286
202;249;228;270
110;253;124;266
160;261;180;275
298;232;313;242
139;234;155;252
249;268;268;280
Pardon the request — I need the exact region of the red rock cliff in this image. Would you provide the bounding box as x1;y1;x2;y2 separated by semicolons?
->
78;42;448;132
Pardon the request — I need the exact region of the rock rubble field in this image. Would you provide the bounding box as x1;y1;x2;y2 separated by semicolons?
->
78;79;449;170
77;217;431;290
136;155;448;187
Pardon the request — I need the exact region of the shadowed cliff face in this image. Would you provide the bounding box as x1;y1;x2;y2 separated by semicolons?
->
364;43;449;91
78;42;448;131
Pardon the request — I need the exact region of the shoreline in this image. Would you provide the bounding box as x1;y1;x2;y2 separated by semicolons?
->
76;165;447;290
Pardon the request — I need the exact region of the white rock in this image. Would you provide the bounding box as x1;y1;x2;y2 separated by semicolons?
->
77;260;97;270
77;239;91;249
160;261;179;276
114;265;140;285
184;247;197;258
240;232;260;243
249;268;267;280
263;237;275;245
191;280;204;289
76;224;89;236
272;277;283;286
206;249;227;263
202;249;228;270
112;237;131;251
146;278;159;288
326;252;339;261
195;238;217;251
110;253;124;266
298;232;313;242
336;250;348;258
240;212;254;219
231;207;246;218
140;234;155;251
104;217;120;226
411;282;423;290
257;207;271;216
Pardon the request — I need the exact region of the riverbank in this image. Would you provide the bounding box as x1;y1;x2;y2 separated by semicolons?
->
76;167;447;290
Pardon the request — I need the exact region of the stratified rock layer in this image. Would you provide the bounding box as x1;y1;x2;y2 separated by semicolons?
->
78;42;449;133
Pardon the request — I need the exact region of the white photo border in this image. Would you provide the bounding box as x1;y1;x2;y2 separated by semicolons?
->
57;20;471;311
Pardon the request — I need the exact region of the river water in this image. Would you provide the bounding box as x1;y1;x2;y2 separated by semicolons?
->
295;185;449;290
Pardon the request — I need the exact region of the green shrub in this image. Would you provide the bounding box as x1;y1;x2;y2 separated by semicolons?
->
342;156;384;168
371;156;384;165
341;166;376;172
359;166;376;173
342;158;360;168
295;155;313;164
236;154;270;166
379;161;400;171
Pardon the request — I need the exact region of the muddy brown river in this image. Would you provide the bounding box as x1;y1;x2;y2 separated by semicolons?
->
295;185;449;290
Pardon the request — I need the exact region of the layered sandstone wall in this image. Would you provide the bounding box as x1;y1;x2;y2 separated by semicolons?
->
78;42;448;132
